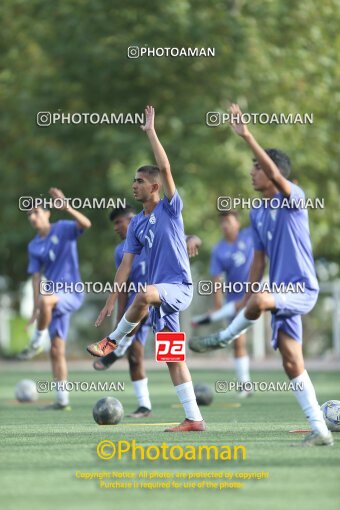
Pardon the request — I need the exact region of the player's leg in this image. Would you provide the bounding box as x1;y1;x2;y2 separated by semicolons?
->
152;288;205;432
277;329;332;446
189;291;275;352
17;294;59;360
87;286;160;356
233;333;252;397
131;282;205;431
93;330;136;371
41;331;71;411
41;293;83;410
192;301;237;327
126;340;152;417
165;353;205;432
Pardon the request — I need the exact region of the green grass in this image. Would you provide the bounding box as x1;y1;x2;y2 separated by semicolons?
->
1;368;339;510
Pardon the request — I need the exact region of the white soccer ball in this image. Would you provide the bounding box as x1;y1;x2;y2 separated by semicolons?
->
15;379;38;402
321;400;340;432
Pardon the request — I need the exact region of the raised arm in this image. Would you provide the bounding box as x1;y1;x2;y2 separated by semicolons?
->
49;187;92;229
95;252;134;326
229;104;291;197
141;105;176;200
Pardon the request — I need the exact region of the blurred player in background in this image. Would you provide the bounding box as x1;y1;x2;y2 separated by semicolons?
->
190;103;333;446
87;105;206;432
18;188;91;410
191;210;254;396
93;204;153;418
94;205;202;417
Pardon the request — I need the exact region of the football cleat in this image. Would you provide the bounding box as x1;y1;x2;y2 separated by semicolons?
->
93;352;119;371
87;337;117;357
40;402;72;411
237;388;254;399
189;332;228;353
299;430;334;447
164;419;206;432
127;406;152;418
17;344;44;360
191;313;212;328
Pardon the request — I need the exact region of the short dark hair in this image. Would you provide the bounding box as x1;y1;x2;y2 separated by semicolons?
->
109;203;135;222
264;148;292;178
137;165;161;182
218;210;239;219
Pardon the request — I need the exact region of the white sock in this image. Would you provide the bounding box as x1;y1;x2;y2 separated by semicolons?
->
108;314;139;343
56;381;69;406
234;355;250;383
291;370;328;435
31;329;48;348
115;335;135;357
219;309;256;342
175;381;203;421
211;301;236;322
132;378;151;410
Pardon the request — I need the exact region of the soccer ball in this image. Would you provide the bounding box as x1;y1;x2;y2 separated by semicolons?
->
194;383;214;406
15;379;38;402
321;400;340;432
93;397;124;425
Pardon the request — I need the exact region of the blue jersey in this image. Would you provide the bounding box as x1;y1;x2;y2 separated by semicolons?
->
250;182;319;291
27;220;83;284
210;227;254;302
114;241;147;285
123;191;192;285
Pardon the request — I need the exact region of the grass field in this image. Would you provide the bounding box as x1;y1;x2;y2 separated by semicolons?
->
1;366;339;510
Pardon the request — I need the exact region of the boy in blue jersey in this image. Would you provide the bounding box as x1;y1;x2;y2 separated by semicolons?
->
93;204;153;418
87;105;206;432
192;211;254;395
190;103;332;446
94;205;202;417
18;188;91;410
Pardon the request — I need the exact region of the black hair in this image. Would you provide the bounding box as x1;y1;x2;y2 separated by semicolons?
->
263;148;292;178
109;203;135;222
136;165;161;181
218;210;239;219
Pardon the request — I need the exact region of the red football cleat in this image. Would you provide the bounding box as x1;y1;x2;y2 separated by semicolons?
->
86;337;117;357
164;418;206;432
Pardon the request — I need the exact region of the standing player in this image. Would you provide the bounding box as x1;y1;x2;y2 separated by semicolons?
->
18;188;91;410
87;105;206;432
93;204;153;418
94;205;202;417
191;211;254;395
190;103;333;446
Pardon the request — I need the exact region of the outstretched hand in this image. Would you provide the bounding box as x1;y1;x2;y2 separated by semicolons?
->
229;103;250;138
49;187;67;210
140;105;155;132
95;297;115;327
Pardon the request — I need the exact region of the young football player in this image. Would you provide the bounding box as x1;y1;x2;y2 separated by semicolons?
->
94;205;202;417
87;105;206;432
190;103;333;446
19;188;91;410
192;211;254;396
